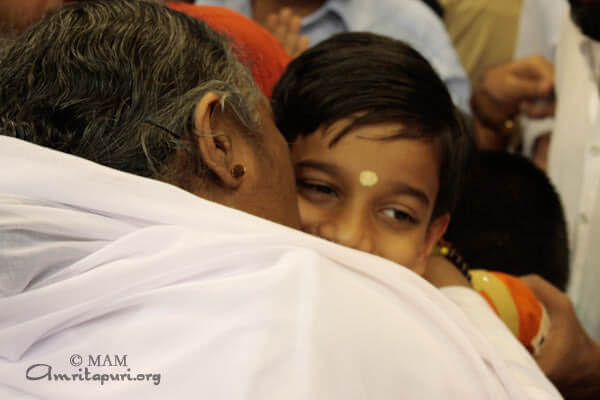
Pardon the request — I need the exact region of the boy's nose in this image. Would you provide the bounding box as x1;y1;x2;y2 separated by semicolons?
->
317;215;374;254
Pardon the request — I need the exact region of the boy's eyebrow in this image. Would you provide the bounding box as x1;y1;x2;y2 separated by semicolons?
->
295;160;344;177
296;160;431;207
387;182;430;207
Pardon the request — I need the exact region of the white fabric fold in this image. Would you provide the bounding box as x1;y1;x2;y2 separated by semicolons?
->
0;136;560;399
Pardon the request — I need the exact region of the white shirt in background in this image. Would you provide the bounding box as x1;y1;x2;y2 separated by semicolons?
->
548;14;600;341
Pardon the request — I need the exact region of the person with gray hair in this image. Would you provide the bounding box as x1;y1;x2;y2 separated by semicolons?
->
0;1;563;398
0;0;297;228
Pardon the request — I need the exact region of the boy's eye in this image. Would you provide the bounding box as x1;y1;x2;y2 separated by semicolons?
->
297;180;338;200
381;208;416;224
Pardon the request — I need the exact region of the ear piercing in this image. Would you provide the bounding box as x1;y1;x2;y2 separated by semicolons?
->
231;164;246;178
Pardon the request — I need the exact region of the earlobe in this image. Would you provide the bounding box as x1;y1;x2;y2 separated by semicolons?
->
413;213;451;276
193;92;243;189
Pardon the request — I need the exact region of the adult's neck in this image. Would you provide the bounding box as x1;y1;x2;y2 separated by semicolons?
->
251;0;326;25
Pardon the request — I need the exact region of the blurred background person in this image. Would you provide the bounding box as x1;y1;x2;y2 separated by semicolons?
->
442;0;567;152
546;0;600;344
191;0;471;113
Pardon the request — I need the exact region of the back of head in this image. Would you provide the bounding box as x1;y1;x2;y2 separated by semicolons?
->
166;3;290;97
272;32;470;218
569;0;600;41
0;0;260;184
445;151;570;290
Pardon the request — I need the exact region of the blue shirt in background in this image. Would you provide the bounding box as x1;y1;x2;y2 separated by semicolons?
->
194;0;471;113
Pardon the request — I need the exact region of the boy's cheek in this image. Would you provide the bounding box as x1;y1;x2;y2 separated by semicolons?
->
296;199;323;236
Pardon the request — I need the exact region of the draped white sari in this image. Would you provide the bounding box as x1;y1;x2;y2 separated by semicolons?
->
0;136;559;399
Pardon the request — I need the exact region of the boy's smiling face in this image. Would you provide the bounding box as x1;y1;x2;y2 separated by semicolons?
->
290;118;450;274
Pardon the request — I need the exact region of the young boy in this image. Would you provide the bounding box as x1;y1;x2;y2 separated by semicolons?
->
272;31;469;281
271;32;551;355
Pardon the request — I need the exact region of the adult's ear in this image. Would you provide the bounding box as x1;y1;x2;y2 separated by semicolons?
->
413;213;451;276
193;92;243;189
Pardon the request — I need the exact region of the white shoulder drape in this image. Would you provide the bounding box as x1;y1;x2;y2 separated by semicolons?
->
0;136;559;399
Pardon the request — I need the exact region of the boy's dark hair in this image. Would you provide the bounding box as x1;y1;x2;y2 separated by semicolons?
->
445;151;570;290
272;32;470;219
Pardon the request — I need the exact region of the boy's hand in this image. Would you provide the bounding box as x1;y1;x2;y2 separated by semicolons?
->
264;7;310;58
520;274;600;399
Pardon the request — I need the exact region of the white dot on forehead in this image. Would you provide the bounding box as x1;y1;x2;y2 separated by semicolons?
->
359;170;379;187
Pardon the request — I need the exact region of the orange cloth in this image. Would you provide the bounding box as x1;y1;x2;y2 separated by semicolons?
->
166;3;290;97
491;271;544;354
471;270;548;355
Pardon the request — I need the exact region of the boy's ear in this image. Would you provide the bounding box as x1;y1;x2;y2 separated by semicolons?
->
413;213;451;276
193;92;242;190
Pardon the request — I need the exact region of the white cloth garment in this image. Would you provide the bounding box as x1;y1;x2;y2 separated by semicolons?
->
514;0;567;156
0;136;560;399
548;14;600;341
440;287;559;398
514;0;566;61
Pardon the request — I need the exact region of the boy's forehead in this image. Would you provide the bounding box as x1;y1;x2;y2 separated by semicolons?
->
319;116;408;144
291;123;442;191
300;119;443;162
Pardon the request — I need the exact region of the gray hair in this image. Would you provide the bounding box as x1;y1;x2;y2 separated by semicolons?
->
0;0;262;185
